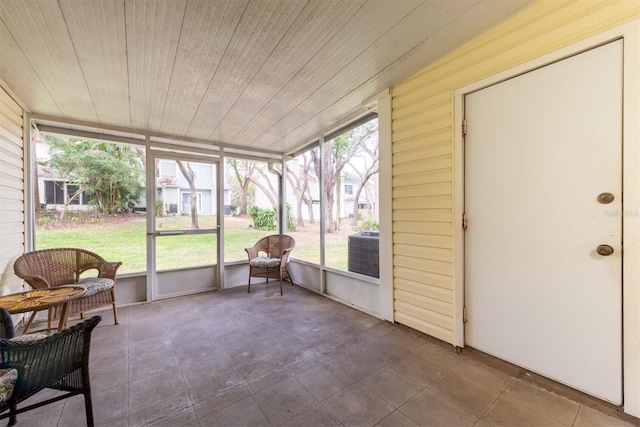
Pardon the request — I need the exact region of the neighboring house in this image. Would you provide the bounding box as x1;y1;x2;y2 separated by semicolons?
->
282;157;378;222
34;136;93;212
156;160;216;215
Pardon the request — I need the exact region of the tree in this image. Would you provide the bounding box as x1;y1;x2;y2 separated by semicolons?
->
286;151;315;227
47;136;143;216
227;159;253;214
227;159;281;218
248;163;279;215
177;161;199;229
311;120;378;234
350;134;379;225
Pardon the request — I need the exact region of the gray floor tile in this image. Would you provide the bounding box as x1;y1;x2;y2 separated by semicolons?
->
128;393;195;427
296;361;355;400
281;405;344;426
198;396;269;427
399;388;478;427
91;358;129;393
129;368;187;410
42;285;636;427
323;382;394;427
359;365;424;407
330;346;387;381
187;370;245;404
376;410;419;427
451;358;512;394
574;405;637;427
392;352;448;387
502;379;579;426
129;349;180;380
193;385;251;419
411;342;464;371
482;396;564;427
90;382;130;422
252;377;317;425
429;371;501;416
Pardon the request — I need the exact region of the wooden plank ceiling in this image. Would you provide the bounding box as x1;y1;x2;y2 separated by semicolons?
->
0;0;533;154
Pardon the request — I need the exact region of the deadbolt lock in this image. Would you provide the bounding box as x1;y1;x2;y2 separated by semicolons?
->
596;244;614;256
597;192;615;204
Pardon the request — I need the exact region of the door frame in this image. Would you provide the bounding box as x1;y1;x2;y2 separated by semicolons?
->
453;21;640;413
145;148;222;301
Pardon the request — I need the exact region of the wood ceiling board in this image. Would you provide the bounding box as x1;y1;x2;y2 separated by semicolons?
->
229;0;423;146
208;0;366;143
0;19;60;115
186;0;308;141
160;0;248;136
0;0;95;120
125;0;187;132
58;0;129;126
0;0;538;155
252;0;534;149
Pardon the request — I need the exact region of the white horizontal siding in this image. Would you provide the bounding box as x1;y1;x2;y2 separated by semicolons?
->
0;86;24;296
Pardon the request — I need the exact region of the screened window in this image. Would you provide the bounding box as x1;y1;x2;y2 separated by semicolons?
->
223;158;280;262
285;147;320;264
322;118;379;276
34;134;146;274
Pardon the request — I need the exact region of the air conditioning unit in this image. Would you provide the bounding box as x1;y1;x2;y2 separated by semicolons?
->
348;231;379;278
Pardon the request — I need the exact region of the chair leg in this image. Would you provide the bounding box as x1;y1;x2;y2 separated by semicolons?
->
285;265;294;286
247;267;252;293
8;403;16;426
84;389;95;427
111;289;119;325
278;271;283;296
23;311;37;334
81;363;95;427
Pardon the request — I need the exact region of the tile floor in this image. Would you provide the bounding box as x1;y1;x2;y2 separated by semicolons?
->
10;284;639;426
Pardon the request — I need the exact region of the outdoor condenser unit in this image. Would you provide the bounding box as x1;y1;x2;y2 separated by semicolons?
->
348;231;379;278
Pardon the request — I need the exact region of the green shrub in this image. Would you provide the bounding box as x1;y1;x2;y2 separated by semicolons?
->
249;206;276;231
286;202;296;232
354;217;379;231
155;199;164;216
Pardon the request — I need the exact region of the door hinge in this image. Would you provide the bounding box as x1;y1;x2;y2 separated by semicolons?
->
462;213;468;230
463;307;468;323
462;119;468;137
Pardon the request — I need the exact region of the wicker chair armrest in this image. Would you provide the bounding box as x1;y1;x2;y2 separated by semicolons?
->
279;249;293;266
245;247;259;260
99;261;122;280
15;274;50;290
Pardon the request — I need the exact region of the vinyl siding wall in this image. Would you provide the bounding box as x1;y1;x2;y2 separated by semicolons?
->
0;86;24;296
391;0;640;345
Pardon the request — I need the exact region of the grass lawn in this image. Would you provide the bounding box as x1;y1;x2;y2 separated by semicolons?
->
36;213;353;274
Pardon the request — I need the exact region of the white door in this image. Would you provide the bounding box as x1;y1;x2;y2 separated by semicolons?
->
464;40;622;404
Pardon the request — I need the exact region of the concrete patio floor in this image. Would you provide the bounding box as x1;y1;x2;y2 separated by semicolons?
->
9;284;638;426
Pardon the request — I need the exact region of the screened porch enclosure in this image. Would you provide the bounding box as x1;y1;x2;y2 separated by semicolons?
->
30;114;389;320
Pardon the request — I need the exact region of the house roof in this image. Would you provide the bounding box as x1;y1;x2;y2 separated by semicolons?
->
0;0;533;155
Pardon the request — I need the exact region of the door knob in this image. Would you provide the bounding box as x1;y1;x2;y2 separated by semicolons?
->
596;245;614;256
597;192;615;204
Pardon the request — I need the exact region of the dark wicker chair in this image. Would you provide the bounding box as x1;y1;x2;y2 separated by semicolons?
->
245;234;295;295
0;316;101;426
13;248;121;332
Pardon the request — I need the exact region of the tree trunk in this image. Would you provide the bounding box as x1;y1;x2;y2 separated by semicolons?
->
240;180;249;214
177;161;199;229
304;192;315;224
323;142;334;234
